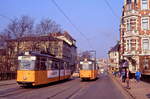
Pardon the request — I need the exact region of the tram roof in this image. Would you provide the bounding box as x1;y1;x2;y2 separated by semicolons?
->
18;51;64;61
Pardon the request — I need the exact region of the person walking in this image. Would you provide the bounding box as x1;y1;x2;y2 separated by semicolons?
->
135;70;141;82
121;69;126;83
125;68;132;89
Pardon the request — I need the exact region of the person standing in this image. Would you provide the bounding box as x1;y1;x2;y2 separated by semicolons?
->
135;70;141;82
125;68;132;89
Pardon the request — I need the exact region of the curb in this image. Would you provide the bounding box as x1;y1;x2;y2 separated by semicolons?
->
109;74;136;99
0;80;16;86
0;83;16;86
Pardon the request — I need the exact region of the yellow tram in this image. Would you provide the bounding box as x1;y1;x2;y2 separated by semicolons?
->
17;51;72;86
79;58;98;80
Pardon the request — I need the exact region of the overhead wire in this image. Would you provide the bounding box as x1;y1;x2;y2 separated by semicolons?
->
51;0;93;49
103;0;120;42
103;0;120;19
0;14;13;22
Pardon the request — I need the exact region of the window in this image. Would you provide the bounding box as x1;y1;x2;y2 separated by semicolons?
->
80;62;93;70
18;60;35;70
131;39;136;51
135;0;137;4
46;60;53;70
143;59;149;69
142;18;149;30
141;0;148;10
127;19;131;31
143;39;149;50
127;0;131;4
126;40;130;51
51;61;59;70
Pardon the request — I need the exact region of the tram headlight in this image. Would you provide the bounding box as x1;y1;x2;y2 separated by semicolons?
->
80;62;83;64
88;62;92;64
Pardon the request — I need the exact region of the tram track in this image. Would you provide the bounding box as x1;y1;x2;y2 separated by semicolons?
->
47;80;96;99
0;86;34;98
0;78;97;99
66;80;97;99
0;78;79;98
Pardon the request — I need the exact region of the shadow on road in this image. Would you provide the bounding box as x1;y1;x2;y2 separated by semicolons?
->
141;75;150;83
146;93;150;99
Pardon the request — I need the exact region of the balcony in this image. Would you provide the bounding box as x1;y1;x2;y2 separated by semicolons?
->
123;51;139;56
140;50;150;56
123;30;139;37
123;9;139;17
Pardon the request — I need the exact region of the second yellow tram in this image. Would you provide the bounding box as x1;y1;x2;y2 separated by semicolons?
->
79;58;99;80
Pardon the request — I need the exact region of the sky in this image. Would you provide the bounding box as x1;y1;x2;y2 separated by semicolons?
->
0;0;123;58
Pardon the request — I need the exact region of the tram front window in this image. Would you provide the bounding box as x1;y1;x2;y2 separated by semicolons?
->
18;60;35;70
81;63;92;70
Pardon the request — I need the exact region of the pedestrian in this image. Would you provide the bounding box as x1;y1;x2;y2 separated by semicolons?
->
125;68;132;89
135;69;141;82
121;69;126;83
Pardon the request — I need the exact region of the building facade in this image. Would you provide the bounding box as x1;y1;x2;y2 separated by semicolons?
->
108;42;120;71
0;32;77;80
120;0;150;74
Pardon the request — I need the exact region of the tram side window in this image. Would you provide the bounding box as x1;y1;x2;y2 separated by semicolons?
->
64;62;69;69
51;61;59;70
60;62;64;69
36;57;46;70
46;59;53;70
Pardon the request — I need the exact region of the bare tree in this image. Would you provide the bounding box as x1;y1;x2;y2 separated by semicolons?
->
35;18;61;35
2;16;34;39
82;51;91;59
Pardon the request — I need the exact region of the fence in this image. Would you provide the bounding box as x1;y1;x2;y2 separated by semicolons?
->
0;72;16;81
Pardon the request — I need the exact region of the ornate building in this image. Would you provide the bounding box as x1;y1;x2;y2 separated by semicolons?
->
120;0;150;74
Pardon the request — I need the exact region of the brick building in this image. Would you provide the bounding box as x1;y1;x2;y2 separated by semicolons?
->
120;0;150;74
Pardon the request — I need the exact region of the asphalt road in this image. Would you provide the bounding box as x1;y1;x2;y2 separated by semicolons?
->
0;72;129;99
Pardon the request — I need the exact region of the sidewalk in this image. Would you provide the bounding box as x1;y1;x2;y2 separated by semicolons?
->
0;80;16;86
113;75;150;99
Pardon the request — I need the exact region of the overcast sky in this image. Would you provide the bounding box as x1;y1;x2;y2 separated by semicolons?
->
0;0;124;58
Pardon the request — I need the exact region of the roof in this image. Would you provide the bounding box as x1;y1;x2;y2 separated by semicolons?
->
7;35;59;42
108;42;120;53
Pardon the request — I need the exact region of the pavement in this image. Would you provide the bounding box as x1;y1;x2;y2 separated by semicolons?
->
0;80;16;86
112;74;150;99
